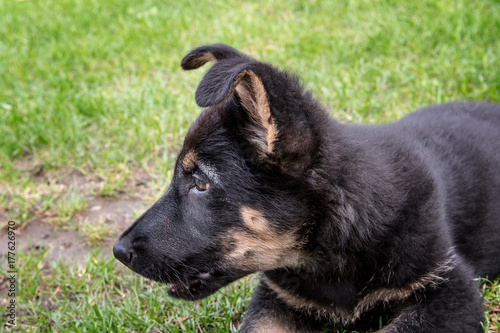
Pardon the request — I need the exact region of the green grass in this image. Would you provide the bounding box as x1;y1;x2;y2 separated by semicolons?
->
0;0;499;331
1;249;499;332
5;248;255;332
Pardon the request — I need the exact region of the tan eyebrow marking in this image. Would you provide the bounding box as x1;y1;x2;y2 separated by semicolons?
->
181;150;196;171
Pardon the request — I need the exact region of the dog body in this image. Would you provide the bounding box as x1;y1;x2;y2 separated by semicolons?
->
114;44;500;332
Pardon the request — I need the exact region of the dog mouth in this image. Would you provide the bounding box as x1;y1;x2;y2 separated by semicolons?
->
130;257;244;300
166;270;241;300
167;272;212;299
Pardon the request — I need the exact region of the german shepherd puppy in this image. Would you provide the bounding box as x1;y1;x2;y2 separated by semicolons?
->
113;44;500;332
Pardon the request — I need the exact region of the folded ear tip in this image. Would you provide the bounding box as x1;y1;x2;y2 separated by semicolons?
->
195;84;228;107
180;55;192;70
181;44;248;70
180;58;194;70
194;95;210;108
181;52;215;70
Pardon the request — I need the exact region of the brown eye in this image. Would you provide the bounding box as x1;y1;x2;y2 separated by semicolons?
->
193;176;209;192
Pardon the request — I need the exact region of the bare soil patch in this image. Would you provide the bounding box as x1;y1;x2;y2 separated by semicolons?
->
0;197;145;263
1;163;156;263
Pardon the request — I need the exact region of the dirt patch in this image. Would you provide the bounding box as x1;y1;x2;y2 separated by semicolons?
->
1;219;90;263
0;161;159;263
0;197;147;264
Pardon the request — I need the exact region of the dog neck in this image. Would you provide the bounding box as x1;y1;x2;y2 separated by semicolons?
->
274;119;453;308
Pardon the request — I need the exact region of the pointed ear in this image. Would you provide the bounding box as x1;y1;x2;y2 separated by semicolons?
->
234;70;277;155
195;63;277;156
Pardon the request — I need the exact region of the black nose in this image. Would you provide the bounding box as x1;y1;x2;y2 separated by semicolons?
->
113;241;133;266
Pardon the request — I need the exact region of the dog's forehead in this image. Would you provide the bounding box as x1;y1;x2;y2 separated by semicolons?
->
177;106;227;183
184;107;224;146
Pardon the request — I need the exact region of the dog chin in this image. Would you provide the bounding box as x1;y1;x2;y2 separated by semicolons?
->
164;272;238;301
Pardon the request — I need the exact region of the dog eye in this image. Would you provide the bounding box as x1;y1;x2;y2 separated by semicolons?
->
193;175;209;192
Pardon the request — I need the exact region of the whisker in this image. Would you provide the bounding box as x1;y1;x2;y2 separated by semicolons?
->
171;268;196;299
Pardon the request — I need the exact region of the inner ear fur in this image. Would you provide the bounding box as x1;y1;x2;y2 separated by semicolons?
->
181;44;248;70
235;70;277;156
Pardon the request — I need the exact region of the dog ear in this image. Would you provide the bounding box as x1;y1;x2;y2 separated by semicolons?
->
193;61;250;108
181;44;277;155
199;64;276;155
181;44;251;108
181;44;318;172
234;70;277;155
181;44;248;70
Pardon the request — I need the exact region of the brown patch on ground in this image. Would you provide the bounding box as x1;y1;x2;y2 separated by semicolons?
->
0;193;147;301
0;197;145;263
0;219;85;262
1;165;136;227
1;163;154;266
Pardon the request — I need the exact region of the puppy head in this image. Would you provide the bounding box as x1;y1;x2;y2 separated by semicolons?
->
113;44;324;300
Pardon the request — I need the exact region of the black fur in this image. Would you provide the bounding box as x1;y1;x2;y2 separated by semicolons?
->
114;44;500;332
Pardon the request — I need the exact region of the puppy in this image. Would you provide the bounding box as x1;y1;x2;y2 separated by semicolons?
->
114;44;500;332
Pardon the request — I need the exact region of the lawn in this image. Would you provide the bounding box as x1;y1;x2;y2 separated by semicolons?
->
0;0;499;331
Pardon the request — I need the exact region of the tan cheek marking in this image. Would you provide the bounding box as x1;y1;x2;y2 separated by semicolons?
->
181;150;196;171
241;206;272;237
225;207;301;271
